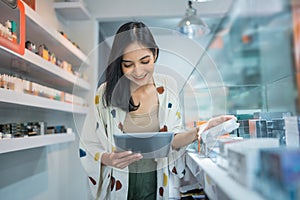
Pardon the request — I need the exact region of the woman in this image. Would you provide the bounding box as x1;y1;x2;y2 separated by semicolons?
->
79;21;236;200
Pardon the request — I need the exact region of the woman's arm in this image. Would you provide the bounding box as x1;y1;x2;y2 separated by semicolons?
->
172;127;199;149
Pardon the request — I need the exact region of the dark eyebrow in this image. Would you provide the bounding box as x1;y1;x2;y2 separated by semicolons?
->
122;55;150;63
139;55;150;60
121;60;132;63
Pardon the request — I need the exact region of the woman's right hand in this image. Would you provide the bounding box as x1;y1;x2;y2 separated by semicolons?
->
101;151;143;169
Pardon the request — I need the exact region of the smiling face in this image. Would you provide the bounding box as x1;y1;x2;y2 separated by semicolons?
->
121;42;157;89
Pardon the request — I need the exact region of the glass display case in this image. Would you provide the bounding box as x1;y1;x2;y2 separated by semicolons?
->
181;0;298;127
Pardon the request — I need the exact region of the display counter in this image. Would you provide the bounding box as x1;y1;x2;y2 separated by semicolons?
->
185;151;265;200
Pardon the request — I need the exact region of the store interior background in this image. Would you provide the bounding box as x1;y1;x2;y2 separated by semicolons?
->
0;0;298;199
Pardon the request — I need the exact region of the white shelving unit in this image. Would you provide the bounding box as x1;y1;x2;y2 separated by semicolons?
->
24;3;89;67
0;89;88;114
0;1;91;154
0;46;90;93
0;133;76;154
53;1;91;21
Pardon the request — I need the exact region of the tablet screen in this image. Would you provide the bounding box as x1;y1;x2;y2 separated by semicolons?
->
113;132;174;159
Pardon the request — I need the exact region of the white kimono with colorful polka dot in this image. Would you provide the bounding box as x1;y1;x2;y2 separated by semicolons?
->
79;74;187;200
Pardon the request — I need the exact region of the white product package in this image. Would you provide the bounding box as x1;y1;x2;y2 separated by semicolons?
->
201;118;240;147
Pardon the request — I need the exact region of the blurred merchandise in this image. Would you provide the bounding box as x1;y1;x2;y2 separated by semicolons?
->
25;40;36;52
46;125;67;134
285;116;300;148
256;148;300;200
216;137;244;170
0;121;46;138
227;138;279;188
0;20;17;43
249;119;267;138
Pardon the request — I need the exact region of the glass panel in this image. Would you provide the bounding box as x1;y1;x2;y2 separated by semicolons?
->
181;0;297;127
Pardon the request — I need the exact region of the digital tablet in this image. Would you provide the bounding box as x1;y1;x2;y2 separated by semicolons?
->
113;132;174;159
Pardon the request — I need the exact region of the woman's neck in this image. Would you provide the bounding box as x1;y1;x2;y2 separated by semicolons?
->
129;78;158;114
130;78;155;93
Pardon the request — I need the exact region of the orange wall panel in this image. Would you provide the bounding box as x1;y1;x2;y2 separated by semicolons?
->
292;1;300;112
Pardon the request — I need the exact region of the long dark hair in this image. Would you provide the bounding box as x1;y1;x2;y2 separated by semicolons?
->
103;21;159;112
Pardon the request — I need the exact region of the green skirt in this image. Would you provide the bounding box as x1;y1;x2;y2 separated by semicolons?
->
128;159;157;200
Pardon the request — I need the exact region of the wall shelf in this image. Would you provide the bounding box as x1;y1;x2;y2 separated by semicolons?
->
0;133;76;154
0;46;90;93
53;2;91;21
24;3;90;67
0;89;88;114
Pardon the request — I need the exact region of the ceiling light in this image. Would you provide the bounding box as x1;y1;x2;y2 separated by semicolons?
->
177;0;210;38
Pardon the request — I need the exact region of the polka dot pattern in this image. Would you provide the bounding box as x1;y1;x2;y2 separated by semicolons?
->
116;180;122;191
163;173;168;186
168;102;172;108
89;176;96;185
118;122;123;131
112;146;116;152
159;125;168;132
96;122;99;130
111;109;116;118
172;166;177;174
79;148;86;157
176;111;181;119
111;176;115;191
95;95;99;105
157;86;164;94
94;152;100;161
159;187;164;196
110;176;122;191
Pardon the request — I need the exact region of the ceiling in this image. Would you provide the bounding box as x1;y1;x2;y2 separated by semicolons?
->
92;0;232;42
83;0;288;42
85;0;233;21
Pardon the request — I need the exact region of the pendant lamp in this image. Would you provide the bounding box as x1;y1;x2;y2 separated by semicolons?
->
177;0;210;38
